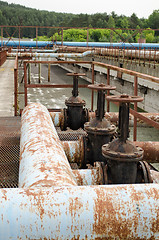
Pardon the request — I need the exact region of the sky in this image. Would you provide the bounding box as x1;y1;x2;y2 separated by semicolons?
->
4;0;159;18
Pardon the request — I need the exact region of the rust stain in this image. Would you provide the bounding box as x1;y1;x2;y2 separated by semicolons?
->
93;185;159;239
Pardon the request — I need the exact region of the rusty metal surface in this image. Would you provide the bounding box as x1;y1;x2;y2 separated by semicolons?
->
50;112;63;127
0;184;158;239
88;83;116;91
150;170;159;183
66;72;86;77
58;46;159;61
61;138;85;167
51;111;159;127
0;116;87;188
134;141;159;163
0;49;7;66
106;94;144;103
102;140;143;162
73;162;104;185
19;103;77;188
8;50;94;58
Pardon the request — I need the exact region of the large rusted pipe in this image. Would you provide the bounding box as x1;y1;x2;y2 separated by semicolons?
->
19;103;77;188
62;139;159;164
58;46;159;61
0;184;158;239
7;50;94;58
134;141;159;163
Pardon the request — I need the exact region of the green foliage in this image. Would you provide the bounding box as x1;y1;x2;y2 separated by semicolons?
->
135;28;155;43
33;35;50;41
107;16;115;28
148;10;159;30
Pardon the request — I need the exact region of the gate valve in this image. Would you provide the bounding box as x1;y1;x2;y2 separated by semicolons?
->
61;72;89;130
102;94;144;184
84;83;116;165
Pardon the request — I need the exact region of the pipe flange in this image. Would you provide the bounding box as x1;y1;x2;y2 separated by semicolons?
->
65;96;86;107
84;121;116;136
60;108;68;131
102;140;144;162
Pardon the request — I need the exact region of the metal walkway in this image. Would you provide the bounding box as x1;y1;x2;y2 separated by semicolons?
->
0;59;15;116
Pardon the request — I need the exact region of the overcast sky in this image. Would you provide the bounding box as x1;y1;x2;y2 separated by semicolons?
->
4;0;159;18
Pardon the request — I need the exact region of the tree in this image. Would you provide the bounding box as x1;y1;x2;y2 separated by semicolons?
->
107;16;115;28
120;17;129;29
148;10;159;35
129;13;141;28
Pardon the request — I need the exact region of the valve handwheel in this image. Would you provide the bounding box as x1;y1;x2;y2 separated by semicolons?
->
66;73;86;77
106;94;143;103
88;83;116;91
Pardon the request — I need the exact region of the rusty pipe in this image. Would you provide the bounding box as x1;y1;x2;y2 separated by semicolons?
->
61;138;85;167
50;111;64;127
7;50;94;58
61;139;159;164
58;46;159;61
11;48;59;53
150;170;159;183
134;141;159;163
50;112;159;128
0;184;158;239
62;139;159;165
19;103;77;188
72;162;104;185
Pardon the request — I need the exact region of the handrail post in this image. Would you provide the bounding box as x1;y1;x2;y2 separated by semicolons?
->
91;62;94;111
28;63;31;84
14;54;18;116
18;26;20;49
87;28;89;47
1;27;3;48
107;68;110;112
61;28;63;46
133;75;138;141
36;27;38;49
48;63;51;82
24;62;27;107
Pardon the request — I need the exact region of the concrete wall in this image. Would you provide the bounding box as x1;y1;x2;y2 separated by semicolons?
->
58;58;159;113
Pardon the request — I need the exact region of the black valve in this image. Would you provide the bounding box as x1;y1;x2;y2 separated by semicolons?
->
61;73;89;130
102;94;144;184
84;83;116;165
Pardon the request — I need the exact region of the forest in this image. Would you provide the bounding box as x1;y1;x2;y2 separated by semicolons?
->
0;0;159;42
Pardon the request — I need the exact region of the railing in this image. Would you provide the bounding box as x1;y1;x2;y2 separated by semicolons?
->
14;54;18;116
14;59;159;141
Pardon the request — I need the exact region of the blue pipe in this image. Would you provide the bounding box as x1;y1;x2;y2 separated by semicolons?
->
1;40;159;49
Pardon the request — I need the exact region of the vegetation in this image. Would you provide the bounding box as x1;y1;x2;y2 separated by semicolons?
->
0;1;158;42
